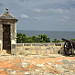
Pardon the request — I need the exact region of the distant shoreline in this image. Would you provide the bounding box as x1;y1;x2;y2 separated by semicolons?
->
17;30;75;41
17;30;75;32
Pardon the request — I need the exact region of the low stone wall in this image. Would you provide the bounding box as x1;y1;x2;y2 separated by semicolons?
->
16;43;64;55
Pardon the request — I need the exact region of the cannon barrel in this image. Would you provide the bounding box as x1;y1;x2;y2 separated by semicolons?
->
62;38;75;49
62;38;71;42
62;38;75;43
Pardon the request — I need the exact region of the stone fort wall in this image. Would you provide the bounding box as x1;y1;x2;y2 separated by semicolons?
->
14;43;64;55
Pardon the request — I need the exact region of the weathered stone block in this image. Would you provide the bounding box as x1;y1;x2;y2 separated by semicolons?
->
47;50;51;54
0;44;1;54
18;51;25;55
11;44;16;49
43;44;48;46
49;43;55;46
30;50;37;54
35;47;41;50
30;47;35;50
41;49;47;55
32;44;39;46
16;43;23;47
25;50;31;55
37;50;41;54
24;43;31;46
55;43;61;46
11;49;16;55
0;44;1;49
46;47;51;49
25;48;30;50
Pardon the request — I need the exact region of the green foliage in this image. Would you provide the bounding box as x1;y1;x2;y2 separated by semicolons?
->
17;33;71;43
52;38;60;43
17;33;50;43
71;39;75;41
38;34;50;43
17;33;27;43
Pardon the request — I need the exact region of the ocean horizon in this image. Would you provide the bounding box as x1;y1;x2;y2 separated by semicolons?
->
17;30;75;41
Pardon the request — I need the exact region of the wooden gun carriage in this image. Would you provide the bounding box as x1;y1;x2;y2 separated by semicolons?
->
61;38;75;55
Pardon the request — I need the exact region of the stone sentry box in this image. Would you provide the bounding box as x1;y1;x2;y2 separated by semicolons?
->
0;8;18;55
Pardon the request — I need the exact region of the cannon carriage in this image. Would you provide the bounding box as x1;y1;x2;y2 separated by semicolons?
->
60;38;75;55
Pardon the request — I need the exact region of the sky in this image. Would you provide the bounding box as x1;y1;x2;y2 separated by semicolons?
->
0;0;75;31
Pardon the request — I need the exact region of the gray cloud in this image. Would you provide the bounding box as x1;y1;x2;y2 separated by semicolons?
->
20;14;29;19
0;0;75;31
46;8;64;13
37;0;75;10
19;0;29;2
32;9;41;13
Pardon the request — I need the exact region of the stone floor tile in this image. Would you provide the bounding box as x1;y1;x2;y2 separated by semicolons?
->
7;69;16;74
0;55;74;75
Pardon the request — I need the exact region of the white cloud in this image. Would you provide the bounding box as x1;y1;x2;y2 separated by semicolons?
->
20;14;29;19
34;17;41;21
47;8;64;13
33;9;41;13
63;16;70;19
56;9;64;13
58;19;65;22
57;16;70;26
59;16;70;22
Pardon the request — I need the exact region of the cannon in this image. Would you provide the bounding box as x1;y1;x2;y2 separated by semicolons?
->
61;38;75;55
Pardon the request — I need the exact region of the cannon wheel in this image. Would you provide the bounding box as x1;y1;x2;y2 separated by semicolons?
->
64;42;74;55
71;43;74;55
64;42;67;55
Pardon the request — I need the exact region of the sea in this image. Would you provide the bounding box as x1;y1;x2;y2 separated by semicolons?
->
17;30;75;42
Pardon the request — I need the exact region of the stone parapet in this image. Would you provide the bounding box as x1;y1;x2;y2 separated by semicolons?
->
16;43;64;55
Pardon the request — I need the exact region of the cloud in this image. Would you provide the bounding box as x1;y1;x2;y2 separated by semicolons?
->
20;14;29;19
57;16;70;26
55;9;64;13
32;8;64;14
63;16;70;19
33;17;48;22
34;17;41;21
58;19;65;22
2;0;74;31
59;16;70;22
47;8;64;13
19;0;29;2
33;9;41;13
37;0;75;10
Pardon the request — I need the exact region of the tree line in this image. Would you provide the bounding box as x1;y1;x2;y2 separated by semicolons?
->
17;33;75;43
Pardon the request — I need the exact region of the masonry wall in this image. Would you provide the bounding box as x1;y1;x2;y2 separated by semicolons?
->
0;21;2;53
16;43;64;56
11;22;17;55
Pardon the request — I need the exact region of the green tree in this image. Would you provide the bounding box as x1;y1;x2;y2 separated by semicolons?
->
26;37;33;43
17;33;27;43
17;33;50;43
52;38;60;43
45;38;50;42
32;36;36;42
38;34;50;43
71;39;75;41
22;34;27;43
17;33;23;43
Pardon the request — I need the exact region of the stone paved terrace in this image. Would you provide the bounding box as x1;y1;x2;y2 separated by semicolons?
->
0;54;75;75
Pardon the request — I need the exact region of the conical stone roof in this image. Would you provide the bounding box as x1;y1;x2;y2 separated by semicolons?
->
0;8;18;21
